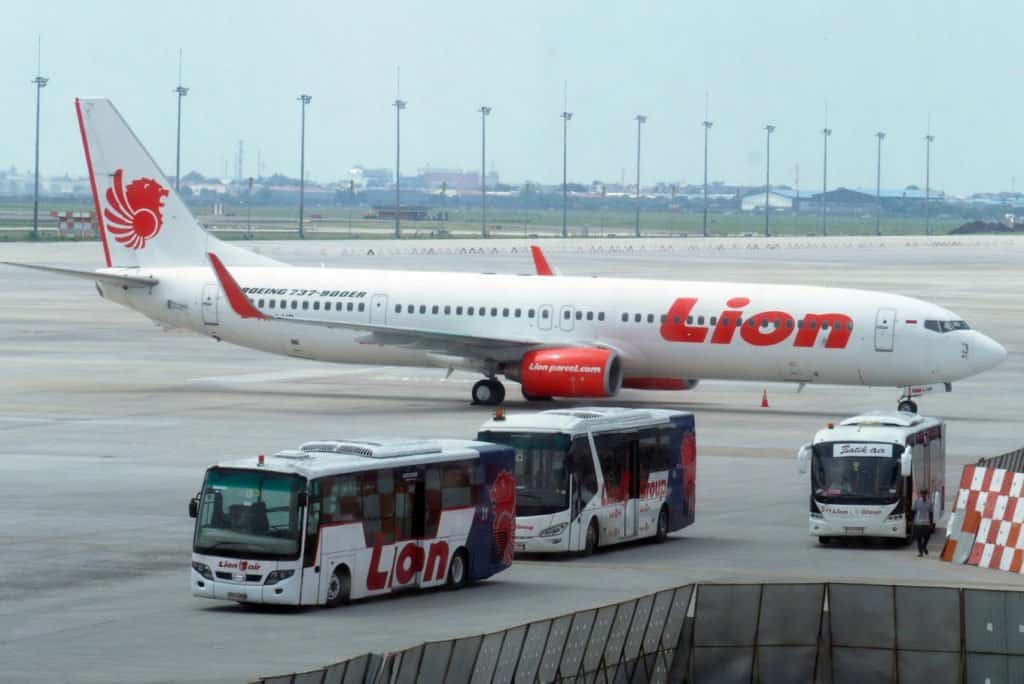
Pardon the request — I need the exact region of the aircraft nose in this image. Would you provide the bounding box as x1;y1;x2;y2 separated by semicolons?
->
971;333;1008;372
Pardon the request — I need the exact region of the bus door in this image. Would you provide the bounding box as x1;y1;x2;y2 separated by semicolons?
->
595;433;628;543
300;483;322;605
393;468;425;590
624;442;640;538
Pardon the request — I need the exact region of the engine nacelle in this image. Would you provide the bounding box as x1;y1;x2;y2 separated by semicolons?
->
510;347;623;398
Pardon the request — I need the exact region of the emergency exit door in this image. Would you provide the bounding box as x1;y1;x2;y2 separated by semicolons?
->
875;308;896;352
201;284;219;325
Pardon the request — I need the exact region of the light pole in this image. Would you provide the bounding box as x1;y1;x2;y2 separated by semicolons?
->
875;132;885;236
821;127;831;236
31;69;48;241
561;110;572;238
247;176;253;240
634;114;647;237
925;133;934;236
394;98;407;239
174;49;188;193
479;106;491;238
702;119;712;237
297;94;311;240
764;124;775;237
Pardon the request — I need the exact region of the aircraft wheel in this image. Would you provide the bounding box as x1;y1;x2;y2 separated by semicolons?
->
898;399;918;413
472;379;505;406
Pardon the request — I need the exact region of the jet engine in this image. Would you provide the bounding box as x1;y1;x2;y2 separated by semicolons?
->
507;347;623;398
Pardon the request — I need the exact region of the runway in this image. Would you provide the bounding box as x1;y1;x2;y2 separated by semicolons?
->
0;236;1021;683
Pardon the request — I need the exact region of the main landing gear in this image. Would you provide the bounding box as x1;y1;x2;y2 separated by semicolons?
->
472;378;506;406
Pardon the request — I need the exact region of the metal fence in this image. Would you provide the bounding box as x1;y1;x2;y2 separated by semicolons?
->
977;446;1024;474
253;582;1024;684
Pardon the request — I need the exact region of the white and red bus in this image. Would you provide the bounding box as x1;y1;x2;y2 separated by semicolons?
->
796;411;946;543
189;438;515;606
478;407;696;555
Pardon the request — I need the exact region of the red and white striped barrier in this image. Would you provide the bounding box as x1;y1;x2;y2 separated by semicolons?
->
941;465;1024;573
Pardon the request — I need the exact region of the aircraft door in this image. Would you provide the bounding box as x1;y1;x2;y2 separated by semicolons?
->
538;305;553;331
875;307;896;352
559;305;575;332
201;284;219;325
370;294;388;325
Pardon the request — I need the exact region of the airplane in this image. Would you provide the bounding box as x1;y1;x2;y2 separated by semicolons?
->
3;98;1008;411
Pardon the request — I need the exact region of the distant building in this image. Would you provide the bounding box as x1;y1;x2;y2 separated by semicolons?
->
418;168;479;192
350;166;392;190
741;188;797;211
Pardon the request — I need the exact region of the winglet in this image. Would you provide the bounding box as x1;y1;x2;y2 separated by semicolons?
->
530;245;555;276
207;252;267;319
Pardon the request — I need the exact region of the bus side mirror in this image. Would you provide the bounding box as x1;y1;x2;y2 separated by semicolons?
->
297;491;309;508
797;444;811;474
901;452;913;477
188;497;198;519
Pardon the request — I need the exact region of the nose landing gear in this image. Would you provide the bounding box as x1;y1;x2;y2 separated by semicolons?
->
897;388;918;414
472;378;506;406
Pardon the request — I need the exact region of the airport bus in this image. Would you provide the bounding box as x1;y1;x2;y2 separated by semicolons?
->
478;407;696;554
188;438;516;607
797;411;945;544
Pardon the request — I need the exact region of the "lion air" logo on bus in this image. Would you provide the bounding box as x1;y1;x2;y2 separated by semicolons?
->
104;169;169;250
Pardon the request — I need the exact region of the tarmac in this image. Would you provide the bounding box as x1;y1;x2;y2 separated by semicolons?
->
0;235;1021;683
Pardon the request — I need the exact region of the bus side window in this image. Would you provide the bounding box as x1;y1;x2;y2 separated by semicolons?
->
361;470;395;547
424;466;442;538
637;430;664;492
570;437;598;507
442;462;473;509
322;475;360;524
594;433;630;502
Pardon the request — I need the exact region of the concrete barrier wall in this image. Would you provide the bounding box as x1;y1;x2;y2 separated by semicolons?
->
252;582;1024;683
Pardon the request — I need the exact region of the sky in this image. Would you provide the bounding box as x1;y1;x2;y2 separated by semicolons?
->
1;0;1020;195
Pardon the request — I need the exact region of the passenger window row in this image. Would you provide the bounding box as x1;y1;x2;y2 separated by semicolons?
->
621;313;855;332
256;299;366;313
390;304;607;322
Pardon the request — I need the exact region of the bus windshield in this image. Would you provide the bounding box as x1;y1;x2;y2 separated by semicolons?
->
811;443;902;503
480;431;571;517
193;468;306;560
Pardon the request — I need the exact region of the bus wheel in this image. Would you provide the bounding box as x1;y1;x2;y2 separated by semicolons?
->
655;507;669;542
582;520;599;556
447;549;469;589
325;567;351;608
818;536;831;546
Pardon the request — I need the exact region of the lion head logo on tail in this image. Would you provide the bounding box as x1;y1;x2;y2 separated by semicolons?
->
103;169;169;250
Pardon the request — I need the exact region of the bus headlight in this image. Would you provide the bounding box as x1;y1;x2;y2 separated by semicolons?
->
264;570;295;585
540;523;568;538
191;561;213;580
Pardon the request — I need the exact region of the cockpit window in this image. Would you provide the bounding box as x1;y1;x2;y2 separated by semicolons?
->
924;320;971;333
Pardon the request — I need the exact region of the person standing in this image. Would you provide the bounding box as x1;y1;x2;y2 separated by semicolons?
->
912;489;933;556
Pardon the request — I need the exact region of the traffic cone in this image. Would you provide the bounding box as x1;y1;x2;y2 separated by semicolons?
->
761;389;769;408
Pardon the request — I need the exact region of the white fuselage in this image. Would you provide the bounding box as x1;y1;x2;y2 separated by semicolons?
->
98;265;1006;389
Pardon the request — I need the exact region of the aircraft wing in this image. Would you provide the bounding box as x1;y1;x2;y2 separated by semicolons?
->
1;262;159;288
207;252;553;361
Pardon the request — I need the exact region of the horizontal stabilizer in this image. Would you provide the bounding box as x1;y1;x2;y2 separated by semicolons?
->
1;262;158;288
